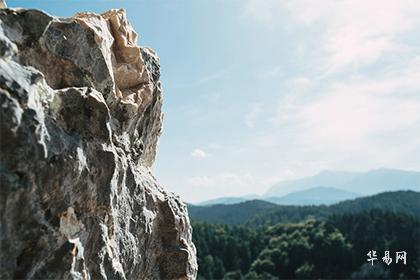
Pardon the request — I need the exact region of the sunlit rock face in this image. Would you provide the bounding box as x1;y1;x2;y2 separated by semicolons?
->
0;6;197;280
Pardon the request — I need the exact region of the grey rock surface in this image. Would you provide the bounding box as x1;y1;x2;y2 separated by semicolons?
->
0;6;197;280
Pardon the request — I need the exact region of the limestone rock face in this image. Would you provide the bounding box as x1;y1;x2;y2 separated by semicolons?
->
0;6;197;280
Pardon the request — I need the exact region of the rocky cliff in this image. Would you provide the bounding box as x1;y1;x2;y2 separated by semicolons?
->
0;4;197;280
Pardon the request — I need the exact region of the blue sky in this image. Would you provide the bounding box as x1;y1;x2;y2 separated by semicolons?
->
8;0;420;202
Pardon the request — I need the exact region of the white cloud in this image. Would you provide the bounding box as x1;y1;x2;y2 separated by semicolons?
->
244;103;262;128
330;56;420;97
317;0;417;73
289;77;312;92
300;91;420;149
186;172;282;199
273;58;420;163
242;0;280;25
191;148;208;159
243;0;420;74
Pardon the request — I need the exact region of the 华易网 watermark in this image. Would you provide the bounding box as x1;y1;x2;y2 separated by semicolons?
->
367;250;407;266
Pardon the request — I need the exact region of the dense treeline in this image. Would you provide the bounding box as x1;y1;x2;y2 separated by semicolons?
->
193;223;266;279
193;210;420;279
189;200;277;225
250;191;420;227
329;210;420;278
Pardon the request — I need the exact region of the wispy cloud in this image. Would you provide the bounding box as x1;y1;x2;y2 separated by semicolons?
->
299;89;420;149
191;148;208;159
244;103;263;128
315;0;419;74
256;66;284;80
186;172;282;198
273;57;420;166
242;0;279;25
243;0;420;74
241;0;420;175
170;69;230;89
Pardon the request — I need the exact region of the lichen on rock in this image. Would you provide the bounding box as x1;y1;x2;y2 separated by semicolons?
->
0;5;197;280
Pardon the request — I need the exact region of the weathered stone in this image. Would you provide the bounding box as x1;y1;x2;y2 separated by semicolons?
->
0;5;197;280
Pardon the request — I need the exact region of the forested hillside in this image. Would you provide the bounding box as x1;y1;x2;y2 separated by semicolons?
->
189;200;277;225
193;210;420;279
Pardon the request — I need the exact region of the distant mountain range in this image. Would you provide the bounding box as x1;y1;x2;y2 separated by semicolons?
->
266;168;420;197
199;187;360;206
264;186;361;205
188;191;420;226
196;168;420;206
199;194;260;206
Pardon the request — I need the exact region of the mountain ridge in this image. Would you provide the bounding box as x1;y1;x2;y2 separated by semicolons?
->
197;186;361;206
264;186;361;205
188;190;420;225
266;168;420;197
195;169;420;206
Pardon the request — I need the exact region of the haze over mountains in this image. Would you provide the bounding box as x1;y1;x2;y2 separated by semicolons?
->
197;168;420;206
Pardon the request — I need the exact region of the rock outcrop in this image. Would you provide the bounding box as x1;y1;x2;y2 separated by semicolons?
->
0;5;197;280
